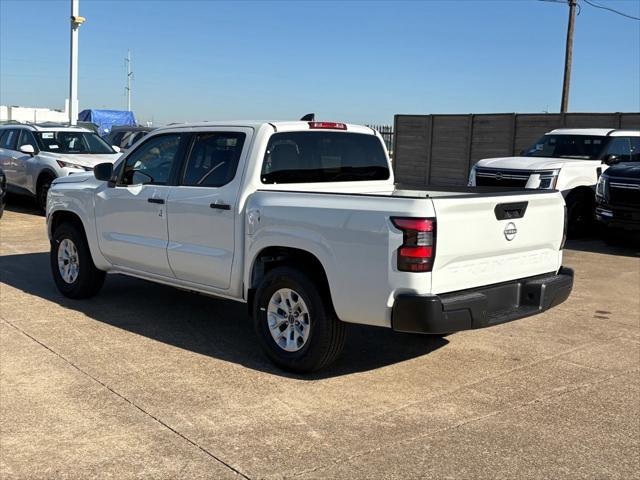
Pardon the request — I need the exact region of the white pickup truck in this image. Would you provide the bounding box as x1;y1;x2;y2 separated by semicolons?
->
469;128;640;236
47;121;573;372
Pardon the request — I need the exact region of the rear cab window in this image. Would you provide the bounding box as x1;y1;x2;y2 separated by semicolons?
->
261;131;389;184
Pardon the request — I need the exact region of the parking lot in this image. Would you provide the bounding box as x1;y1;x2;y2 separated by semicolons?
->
0;201;638;479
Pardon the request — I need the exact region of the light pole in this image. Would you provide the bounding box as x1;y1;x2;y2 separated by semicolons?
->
125;49;132;112
69;0;85;125
560;0;577;113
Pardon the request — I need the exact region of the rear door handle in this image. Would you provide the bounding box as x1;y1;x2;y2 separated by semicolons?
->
210;202;231;210
148;198;165;204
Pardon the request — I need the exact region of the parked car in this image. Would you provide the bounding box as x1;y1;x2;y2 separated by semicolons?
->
106;126;154;153
595;162;640;241
47;121;573;372
0;124;121;211
469;128;640;236
0;167;6;219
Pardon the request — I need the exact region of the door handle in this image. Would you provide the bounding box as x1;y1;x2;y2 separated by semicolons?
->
210;202;231;210
494;201;528;220
147;198;165;204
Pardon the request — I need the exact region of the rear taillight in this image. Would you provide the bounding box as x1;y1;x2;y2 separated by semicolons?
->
308;122;347;130
391;217;436;272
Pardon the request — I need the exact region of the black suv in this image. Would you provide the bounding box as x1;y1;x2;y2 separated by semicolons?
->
595;162;640;240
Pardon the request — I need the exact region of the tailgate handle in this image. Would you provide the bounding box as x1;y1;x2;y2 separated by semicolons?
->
495;201;528;220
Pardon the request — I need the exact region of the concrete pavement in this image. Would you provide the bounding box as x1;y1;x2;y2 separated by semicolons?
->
1;201;638;479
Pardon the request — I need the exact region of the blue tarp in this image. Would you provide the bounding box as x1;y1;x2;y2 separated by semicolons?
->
78;109;136;137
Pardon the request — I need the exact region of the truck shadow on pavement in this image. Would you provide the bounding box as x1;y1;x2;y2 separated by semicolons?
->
0;252;448;379
565;237;639;258
4;194;41;216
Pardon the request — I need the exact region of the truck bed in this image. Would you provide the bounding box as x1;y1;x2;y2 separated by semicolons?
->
247;186;565;327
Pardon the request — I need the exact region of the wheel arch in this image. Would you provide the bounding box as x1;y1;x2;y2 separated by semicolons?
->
247;246;335;318
49;209;85;238
48;206;111;271
565;185;595;204
36;168;57;191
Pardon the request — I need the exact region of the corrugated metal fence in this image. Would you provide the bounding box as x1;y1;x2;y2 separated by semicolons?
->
393;112;640;187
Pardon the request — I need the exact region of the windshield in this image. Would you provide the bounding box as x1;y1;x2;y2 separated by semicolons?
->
523;135;606;160
261;132;390;184
35;131;115;154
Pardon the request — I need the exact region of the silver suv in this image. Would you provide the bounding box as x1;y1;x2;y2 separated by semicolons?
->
0;124;121;211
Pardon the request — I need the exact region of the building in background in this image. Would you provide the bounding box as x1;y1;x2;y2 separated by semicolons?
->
0;101;70;124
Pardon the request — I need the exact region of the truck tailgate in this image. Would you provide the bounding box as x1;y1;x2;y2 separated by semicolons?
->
429;191;565;294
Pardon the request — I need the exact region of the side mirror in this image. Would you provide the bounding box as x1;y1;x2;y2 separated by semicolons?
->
603;154;620;165
112;145;121;153
94;162;113;182
19;144;35;155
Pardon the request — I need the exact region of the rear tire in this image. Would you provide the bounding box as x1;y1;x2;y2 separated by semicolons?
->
37;174;55;213
50;222;105;299
253;266;346;373
566;190;594;238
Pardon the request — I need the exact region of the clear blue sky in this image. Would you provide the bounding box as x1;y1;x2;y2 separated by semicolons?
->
1;0;639;125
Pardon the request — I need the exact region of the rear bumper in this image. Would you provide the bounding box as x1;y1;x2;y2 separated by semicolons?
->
392;267;574;334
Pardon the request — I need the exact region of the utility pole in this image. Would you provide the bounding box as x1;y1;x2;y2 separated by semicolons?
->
125;49;132;112
560;0;577;113
69;0;85;125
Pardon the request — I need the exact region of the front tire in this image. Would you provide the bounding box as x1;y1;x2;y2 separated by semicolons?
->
566;190;594;238
253;266;346;373
50;222;105;299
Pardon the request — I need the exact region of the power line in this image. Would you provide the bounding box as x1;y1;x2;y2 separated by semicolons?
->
539;0;640;20
582;0;640;21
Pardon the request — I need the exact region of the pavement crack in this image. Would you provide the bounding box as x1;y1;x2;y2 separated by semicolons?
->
286;368;639;478
368;335;630;422
1;318;252;480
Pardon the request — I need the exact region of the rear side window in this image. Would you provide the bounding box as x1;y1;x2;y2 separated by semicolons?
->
261;132;389;184
604;137;632;161
181;132;246;187
0;129;18;150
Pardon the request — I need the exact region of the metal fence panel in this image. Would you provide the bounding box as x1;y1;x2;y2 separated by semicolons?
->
391;116;431;186
430;115;470;186
394;112;640;187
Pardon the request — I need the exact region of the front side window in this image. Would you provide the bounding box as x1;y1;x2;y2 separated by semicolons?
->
261;132;390;184
0;129;19;150
18;130;38;150
523;135;606;160
182;132;246;187
604;137;632;161
110;131;126;146
120;134;182;186
35;131;115;154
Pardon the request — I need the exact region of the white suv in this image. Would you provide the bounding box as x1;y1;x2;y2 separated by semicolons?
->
469;128;640;236
0;124;121;211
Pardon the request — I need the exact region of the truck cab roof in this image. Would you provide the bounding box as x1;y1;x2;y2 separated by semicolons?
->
154;121;376;135
548;128;640;137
